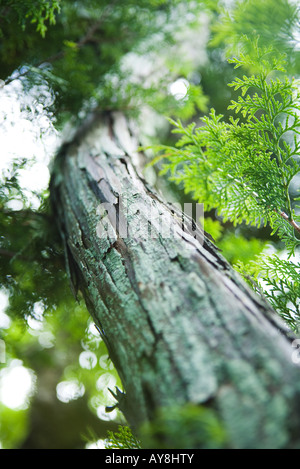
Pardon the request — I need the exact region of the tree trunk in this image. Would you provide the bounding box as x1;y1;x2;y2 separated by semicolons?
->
50;111;300;449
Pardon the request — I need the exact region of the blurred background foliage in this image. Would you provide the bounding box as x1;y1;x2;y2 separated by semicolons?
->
0;0;299;449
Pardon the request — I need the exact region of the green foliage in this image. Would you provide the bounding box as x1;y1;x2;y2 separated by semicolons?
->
1;0;300;450
0;405;29;449
202;217;267;265
105;425;141;449
209;0;300;74
155;42;300;251
0;204;68;320
0;0;61;37
153;40;300;329
197;0;300;123
0;0;211;448
140;403;228;449
239;254;300;332
259;256;300;330
255;255;298;326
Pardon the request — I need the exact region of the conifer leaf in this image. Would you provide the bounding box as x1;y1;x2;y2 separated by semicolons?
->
152;40;300;328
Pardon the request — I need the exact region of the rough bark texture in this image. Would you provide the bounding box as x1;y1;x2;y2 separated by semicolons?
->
51;111;300;449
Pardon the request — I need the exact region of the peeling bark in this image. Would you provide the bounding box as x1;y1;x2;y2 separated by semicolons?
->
51;111;300;448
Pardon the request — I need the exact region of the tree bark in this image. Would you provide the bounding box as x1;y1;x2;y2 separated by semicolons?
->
50;111;300;449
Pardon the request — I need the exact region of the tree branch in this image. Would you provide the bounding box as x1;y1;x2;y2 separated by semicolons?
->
279;210;300;234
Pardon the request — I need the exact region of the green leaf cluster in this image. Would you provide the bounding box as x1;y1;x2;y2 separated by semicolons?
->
0;0;208;125
153;40;300;329
1;0;300;448
209;0;300;74
0;1;211;447
105;425;141;449
0;204;68;320
156;43;300;252
260;256;300;330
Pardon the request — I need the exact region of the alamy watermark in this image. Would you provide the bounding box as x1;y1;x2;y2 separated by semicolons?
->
95;197;205;244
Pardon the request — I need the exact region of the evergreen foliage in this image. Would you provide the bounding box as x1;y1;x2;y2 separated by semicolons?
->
152;41;300;330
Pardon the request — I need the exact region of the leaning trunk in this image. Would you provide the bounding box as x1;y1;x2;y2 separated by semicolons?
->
51;111;300;449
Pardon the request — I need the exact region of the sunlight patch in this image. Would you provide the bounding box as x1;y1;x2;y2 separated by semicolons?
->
79;351;97;370
0;360;36;409
56;379;85;403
